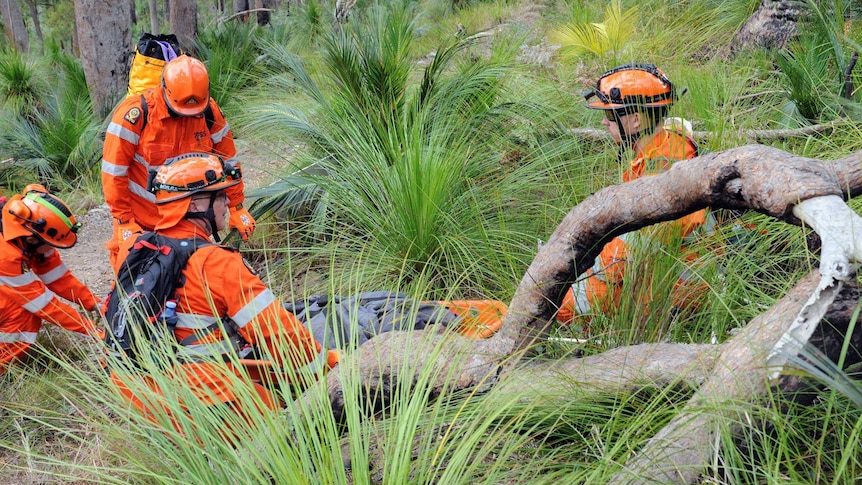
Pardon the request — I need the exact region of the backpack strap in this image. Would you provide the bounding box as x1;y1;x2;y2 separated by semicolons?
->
204;102;216;131
139;93;149;132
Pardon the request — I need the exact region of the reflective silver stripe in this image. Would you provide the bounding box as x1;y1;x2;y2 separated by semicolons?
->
41;248;56;258
0;330;38;344
101;160;128;177
128;180;156;202
133;153;154;171
571;280;592;314
0;272;39;288
175;339;242;361
590;256;607;282
22;289;55;313
106;121;140;145
231;289;277;329
175;313;220;330
35;264;68;285
210;123;230;144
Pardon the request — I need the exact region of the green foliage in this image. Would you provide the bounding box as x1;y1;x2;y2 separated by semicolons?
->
246;0;561;295
548;0;639;64
195;21;268;115
774;0;862;125
0;50;100;190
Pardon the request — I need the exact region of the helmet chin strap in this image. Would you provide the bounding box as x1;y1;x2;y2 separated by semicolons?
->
185;192;222;243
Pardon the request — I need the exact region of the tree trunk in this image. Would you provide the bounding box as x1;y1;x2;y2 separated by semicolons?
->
233;0;249;22
23;0;42;53
74;0;133;118
148;0;159;33
0;0;30;52
169;0;197;54
318;144;862;480
726;0;807;57
256;0;272;25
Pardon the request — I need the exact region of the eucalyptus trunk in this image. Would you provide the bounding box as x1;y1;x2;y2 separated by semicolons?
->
169;0;197;53
149;0;159;33
74;0;133;118
0;0;29;52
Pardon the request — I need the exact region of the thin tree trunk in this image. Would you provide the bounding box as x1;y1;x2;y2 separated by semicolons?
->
23;0;42;53
233;0;249;22
0;0;30;52
74;0;133;118
169;0;197;54
148;0;159;33
256;0;272;25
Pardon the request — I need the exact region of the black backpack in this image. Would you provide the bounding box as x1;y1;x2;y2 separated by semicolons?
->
104;232;210;363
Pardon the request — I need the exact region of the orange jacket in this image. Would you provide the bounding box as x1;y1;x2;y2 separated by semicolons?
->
0;234;100;371
112;221;328;408
558;128;708;325
101;88;245;231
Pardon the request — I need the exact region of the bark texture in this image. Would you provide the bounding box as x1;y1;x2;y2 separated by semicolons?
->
0;0;29;52
727;0;807;57
74;0;133;117
320;144;862;481
169;0;197;54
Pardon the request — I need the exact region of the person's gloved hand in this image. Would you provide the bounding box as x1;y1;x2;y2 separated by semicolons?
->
229;205;256;241
114;219;143;243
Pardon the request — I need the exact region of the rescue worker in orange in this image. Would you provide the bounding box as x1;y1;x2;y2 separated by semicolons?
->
101;54;256;270
107;154;337;439
557;63;713;328
0;185;102;374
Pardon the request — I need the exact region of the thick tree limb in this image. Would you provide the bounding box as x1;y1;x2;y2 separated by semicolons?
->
320;144;862;480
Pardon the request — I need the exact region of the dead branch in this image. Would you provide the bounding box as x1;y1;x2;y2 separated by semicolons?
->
319;144;862;480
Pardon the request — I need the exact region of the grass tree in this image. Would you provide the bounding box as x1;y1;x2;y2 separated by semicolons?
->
245;0;561;296
0;49;101;190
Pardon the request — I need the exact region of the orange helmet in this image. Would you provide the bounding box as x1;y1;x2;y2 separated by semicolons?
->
161;55;210;116
150;153;240;230
1;184;81;248
583;63;680;112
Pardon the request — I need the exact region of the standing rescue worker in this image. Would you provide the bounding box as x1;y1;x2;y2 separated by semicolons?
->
107;154;337;438
557;63;713;328
101;54;256;270
0;185;102;374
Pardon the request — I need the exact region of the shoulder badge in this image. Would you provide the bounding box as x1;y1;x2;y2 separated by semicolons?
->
124;107;142;125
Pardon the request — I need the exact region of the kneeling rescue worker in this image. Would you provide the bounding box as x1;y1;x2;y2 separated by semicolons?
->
557;63;714;330
0;185;102;374
106;154;338;439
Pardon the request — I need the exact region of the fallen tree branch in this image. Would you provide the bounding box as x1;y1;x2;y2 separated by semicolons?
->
318;144;862;480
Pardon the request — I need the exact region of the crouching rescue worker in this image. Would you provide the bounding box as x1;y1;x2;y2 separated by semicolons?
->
101;54;256;271
105;154;337;442
557;63;714;331
0;185;102;374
